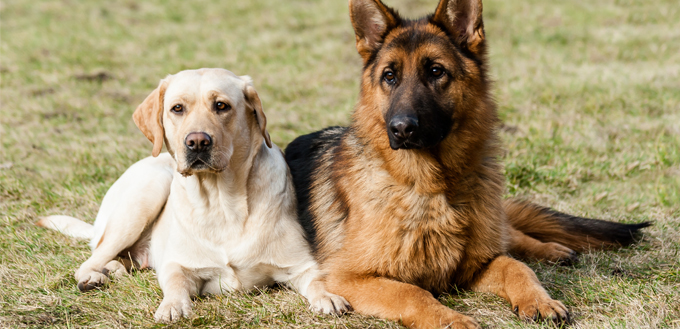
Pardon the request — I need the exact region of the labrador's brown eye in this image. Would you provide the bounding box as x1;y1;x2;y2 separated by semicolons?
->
215;102;230;112
171;104;184;113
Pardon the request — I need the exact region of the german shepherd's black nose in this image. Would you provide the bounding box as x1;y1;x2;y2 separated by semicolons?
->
389;116;418;148
185;132;212;152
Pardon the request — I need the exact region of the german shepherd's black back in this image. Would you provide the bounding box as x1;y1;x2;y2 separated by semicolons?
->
285;126;346;250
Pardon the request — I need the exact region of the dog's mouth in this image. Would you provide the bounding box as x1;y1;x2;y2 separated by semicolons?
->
389;139;423;150
387;131;448;150
179;155;225;177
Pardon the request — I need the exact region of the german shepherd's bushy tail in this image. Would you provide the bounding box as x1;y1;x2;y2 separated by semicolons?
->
505;200;651;252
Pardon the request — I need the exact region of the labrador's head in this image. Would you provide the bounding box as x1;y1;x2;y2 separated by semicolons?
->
133;68;272;176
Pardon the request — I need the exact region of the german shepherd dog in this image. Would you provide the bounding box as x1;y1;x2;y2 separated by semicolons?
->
285;0;650;328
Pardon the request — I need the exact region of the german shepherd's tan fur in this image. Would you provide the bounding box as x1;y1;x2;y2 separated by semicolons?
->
285;0;650;327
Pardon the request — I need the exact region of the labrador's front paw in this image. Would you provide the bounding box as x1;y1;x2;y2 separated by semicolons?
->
154;297;193;323
309;291;351;315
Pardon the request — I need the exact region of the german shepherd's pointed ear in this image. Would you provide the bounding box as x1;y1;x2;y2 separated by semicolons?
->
349;0;399;63
432;0;485;55
241;76;272;149
133;79;168;157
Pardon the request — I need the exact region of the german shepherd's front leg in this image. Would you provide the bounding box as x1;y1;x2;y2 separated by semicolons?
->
326;273;480;329
469;255;569;323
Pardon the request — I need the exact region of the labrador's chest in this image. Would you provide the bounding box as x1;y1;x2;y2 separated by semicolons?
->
150;177;277;291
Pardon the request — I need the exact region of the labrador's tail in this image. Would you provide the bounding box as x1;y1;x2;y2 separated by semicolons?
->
36;215;94;240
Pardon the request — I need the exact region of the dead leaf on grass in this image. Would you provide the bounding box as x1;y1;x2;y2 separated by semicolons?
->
594;191;609;202
74;70;112;83
499;123;520;135
626;160;640;173
31;87;55;96
626;202;641;212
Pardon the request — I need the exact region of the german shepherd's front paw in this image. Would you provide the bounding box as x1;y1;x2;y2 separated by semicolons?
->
154;297;193;323
436;310;481;329
447;315;481;329
513;297;569;323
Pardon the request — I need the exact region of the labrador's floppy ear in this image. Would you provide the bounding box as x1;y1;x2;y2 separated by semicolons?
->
133;79;168;157
241;76;272;149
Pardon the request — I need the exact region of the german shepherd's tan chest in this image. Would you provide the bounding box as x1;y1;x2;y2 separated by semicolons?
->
328;144;484;292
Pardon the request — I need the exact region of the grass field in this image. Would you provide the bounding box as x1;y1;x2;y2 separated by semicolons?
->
1;0;679;327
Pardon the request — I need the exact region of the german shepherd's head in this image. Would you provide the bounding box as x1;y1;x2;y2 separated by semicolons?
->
350;0;495;152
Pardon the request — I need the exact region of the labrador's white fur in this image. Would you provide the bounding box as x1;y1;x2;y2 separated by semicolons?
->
38;68;349;322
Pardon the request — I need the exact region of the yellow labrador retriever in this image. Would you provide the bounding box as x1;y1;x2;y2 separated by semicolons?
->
38;68;350;322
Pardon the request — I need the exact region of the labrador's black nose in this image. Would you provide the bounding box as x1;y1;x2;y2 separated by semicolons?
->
185;132;212;152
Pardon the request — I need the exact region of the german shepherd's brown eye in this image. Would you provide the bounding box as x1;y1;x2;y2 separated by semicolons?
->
171;104;184;113
215;101;230;112
383;70;397;85
430;66;445;78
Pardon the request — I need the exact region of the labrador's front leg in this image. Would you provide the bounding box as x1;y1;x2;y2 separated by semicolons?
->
305;279;352;314
155;263;201;323
286;266;351;315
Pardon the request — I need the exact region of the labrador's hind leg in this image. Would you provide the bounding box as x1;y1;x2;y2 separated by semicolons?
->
75;161;173;291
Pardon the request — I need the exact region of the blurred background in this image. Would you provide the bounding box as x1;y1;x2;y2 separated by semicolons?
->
1;0;678;327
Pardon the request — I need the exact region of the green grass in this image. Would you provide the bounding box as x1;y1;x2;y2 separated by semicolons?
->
1;0;679;327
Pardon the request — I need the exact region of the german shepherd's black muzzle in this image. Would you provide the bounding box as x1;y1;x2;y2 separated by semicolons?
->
384;75;454;150
385;104;452;150
388;115;419;149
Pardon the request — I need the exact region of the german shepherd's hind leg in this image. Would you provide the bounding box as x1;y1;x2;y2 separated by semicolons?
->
508;227;578;265
326;273;480;329
469;255;569;323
